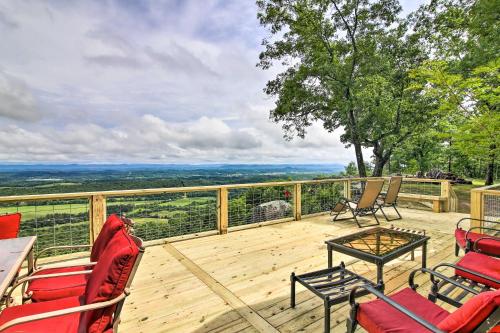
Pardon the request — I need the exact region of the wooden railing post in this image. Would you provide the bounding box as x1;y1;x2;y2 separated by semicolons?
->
440;181;450;212
217;187;228;234
470;189;484;229
294;183;302;221
343;179;352;199
89;194;106;244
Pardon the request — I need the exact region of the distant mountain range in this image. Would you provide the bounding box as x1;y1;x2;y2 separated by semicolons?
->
0;163;345;173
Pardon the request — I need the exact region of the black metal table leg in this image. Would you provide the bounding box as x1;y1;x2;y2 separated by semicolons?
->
290;272;296;308
327;244;332;268
324;297;330;333
376;263;385;291
422;241;427;268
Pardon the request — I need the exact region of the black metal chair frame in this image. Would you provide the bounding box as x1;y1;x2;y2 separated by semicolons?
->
375;177;403;221
290;262;376;333
346;267;500;333
331;197;381;228
455;218;500;257
426;261;500;308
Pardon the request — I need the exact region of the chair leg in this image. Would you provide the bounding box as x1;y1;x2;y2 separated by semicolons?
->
371;209;380;226
379;205;390;221
392;205;402;220
455;242;460;256
324;299;331;333
290;273;296;308
346;304;358;333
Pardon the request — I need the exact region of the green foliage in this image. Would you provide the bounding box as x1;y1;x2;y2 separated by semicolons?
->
256;0;440;176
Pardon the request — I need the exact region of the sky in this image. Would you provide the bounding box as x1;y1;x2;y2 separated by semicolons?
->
0;0;425;165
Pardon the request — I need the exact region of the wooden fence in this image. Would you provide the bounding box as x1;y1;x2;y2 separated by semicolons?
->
0;177;457;252
470;184;500;228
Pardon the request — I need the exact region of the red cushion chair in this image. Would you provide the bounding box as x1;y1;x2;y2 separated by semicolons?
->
26;214;125;302
0;213;21;240
349;286;500;333
0;229;143;333
455;218;500;257
455;252;500;289
356;288;450;333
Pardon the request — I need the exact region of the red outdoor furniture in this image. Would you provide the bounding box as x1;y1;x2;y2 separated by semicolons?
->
23;214;128;303
347;283;500;333
0;228;144;333
425;251;500;308
455;218;500;257
0;213;22;240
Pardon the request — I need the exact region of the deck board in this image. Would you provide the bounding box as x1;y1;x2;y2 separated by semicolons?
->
19;208;469;332
126;209;464;333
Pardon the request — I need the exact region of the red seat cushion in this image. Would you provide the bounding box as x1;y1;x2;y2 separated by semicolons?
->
0;213;21;240
27;267;89;302
80;228;139;333
90;214;124;262
455;252;500;289
357;287;450;333
455;228;500;256
438;289;500;332
0;296;80;333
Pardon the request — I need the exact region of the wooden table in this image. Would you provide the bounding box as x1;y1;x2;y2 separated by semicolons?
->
0;236;37;300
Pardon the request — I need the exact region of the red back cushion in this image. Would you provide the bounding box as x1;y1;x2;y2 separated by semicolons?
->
80;229;139;333
438;289;500;333
90;214;124;262
0;213;22;240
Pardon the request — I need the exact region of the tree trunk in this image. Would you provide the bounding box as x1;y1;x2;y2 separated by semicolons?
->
354;142;366;177
371;142;389;177
485;144;496;185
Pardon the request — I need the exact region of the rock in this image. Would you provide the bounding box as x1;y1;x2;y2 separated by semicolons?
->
251;200;292;223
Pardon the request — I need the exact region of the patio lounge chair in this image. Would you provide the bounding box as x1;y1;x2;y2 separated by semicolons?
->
427;251;500;307
330;179;385;228
347;270;500;333
455;218;500;257
376;176;403;221
23;214;130;303
0;213;22;240
0;228;144;333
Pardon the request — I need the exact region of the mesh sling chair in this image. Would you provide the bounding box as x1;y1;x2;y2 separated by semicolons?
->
330;179;385;228
0;213;22;240
0;228;144;333
347;269;500;333
455;218;500;257
23;214;133;303
376;176;403;221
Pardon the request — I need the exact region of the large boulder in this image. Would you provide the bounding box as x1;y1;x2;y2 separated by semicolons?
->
251;200;292;223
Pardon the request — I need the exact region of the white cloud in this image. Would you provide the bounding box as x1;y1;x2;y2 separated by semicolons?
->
0;0;421;164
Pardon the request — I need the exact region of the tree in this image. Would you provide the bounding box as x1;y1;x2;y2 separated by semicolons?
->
257;0;435;177
411;0;499;184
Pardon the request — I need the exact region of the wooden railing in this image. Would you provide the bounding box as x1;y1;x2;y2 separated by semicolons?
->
0;177;455;253
470;184;500;228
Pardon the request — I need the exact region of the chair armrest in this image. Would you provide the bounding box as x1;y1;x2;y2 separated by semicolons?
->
431;262;500;286
0;291;128;332
33;261;97;274
473;236;500;253
408;267;479;296
6;270;93;306
35;244;92;268
348;284;445;333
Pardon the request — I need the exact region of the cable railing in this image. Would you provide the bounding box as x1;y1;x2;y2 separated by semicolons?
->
0;177;456;256
470;184;500;228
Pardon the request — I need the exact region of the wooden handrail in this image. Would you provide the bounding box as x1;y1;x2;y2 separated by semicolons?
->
0;177;455;245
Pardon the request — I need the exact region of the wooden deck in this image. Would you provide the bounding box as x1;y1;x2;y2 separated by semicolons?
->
112;208;468;333
55;208;469;332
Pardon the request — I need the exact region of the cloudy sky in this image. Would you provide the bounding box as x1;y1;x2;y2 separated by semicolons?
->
0;0;424;164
